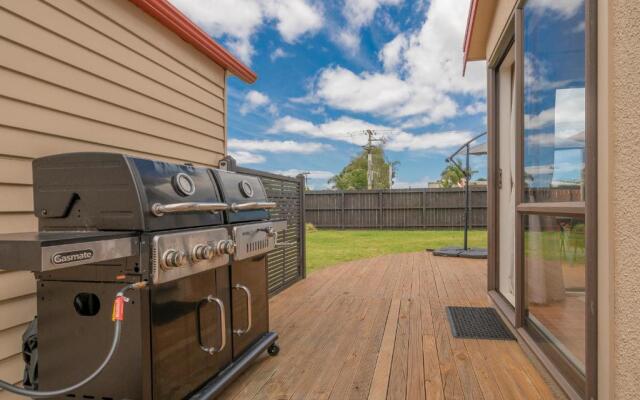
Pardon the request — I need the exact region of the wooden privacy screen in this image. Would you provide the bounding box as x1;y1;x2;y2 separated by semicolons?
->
305;188;488;229
224;158;306;295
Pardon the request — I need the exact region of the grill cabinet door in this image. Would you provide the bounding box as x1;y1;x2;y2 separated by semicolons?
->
231;256;269;358
38;280;145;400
150;268;232;399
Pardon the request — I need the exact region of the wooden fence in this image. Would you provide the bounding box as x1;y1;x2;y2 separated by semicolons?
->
304;188;488;229
223;157;306;295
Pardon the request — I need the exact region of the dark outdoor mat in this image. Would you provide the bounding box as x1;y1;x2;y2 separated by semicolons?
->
446;306;516;340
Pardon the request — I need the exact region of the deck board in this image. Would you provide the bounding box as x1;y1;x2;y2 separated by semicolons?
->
221;252;558;400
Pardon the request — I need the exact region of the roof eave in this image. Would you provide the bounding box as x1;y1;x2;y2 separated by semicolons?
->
462;0;479;76
130;0;257;84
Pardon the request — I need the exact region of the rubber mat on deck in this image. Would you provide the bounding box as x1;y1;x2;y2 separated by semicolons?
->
446;306;516;340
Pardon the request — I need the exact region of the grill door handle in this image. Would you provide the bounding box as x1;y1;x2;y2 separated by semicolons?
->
196;295;227;355
232;284;252;336
230;202;277;213
151;202;228;216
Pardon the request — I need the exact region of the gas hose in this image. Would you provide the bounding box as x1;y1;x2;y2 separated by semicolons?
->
0;281;147;398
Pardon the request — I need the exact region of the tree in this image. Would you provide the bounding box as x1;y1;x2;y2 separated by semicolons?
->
329;147;394;190
438;164;475;188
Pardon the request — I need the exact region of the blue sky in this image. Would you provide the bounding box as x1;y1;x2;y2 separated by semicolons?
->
171;0;488;189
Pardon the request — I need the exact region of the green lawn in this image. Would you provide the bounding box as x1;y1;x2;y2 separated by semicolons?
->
305;229;487;274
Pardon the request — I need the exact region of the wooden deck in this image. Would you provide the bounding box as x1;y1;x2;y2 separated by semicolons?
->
220;252;558;400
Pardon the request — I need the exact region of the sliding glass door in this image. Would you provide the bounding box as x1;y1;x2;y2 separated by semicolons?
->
489;0;596;396
517;0;593;397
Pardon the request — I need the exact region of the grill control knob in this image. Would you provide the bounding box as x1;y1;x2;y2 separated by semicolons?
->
192;244;214;261
162;249;187;269
214;240;235;256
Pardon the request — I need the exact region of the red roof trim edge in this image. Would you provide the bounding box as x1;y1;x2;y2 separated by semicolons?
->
462;0;479;76
129;0;257;84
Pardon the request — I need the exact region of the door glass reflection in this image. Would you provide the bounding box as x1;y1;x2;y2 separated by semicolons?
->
523;0;586;202
524;214;585;374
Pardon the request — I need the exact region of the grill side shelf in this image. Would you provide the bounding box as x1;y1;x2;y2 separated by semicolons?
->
0;231;138;272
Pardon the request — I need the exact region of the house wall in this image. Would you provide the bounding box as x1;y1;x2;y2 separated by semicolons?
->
609;0;640;398
485;0;517;62
0;0;227;395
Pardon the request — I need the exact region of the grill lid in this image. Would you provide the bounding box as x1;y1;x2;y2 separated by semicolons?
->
33;153;225;231
210;169;274;224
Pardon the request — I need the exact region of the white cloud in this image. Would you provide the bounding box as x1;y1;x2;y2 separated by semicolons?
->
385;130;472;151
170;0;323;64
314;67;413;115
526;0;583;19
334;30;361;52
334;0;403;51
271;169;335;189
379;34;408;71
240;90;276;115
526;132;584;148
263;0;324;42
247;91;269;106
228;139;332;154
272;169;334;180
270;47;289;61
525;161;584;176
524;107;555;129
303;0;486;127
554;88;585;136
343;0;403;29
392;177;432;189
269;115;472;151
269;115;388;145
525;88;585;135
229;151;266;164
464;101;487;115
524;53;574;93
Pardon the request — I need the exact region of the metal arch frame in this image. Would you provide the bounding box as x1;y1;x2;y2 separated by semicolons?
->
444;131;487;251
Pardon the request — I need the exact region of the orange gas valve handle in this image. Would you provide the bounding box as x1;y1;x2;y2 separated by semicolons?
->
111;296;126;321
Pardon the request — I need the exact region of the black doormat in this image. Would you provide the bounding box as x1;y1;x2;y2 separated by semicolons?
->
446;306;516;340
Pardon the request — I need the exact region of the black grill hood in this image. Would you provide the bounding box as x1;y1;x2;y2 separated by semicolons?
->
33;152;227;231
210;169;269;223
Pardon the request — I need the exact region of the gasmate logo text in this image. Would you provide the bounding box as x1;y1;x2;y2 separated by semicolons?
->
51;250;94;265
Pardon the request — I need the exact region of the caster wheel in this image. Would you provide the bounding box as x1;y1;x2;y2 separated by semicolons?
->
268;343;280;356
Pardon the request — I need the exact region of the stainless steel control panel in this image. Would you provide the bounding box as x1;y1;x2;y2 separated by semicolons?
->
151;227;233;284
232;220;287;261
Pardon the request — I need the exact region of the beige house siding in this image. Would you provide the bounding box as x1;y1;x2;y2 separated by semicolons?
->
0;0;228;395
610;0;640;398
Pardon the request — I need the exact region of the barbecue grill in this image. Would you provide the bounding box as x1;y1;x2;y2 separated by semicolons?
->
0;152;285;399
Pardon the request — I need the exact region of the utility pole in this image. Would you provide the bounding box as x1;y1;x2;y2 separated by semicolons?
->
301;171;310;191
363;129;385;190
